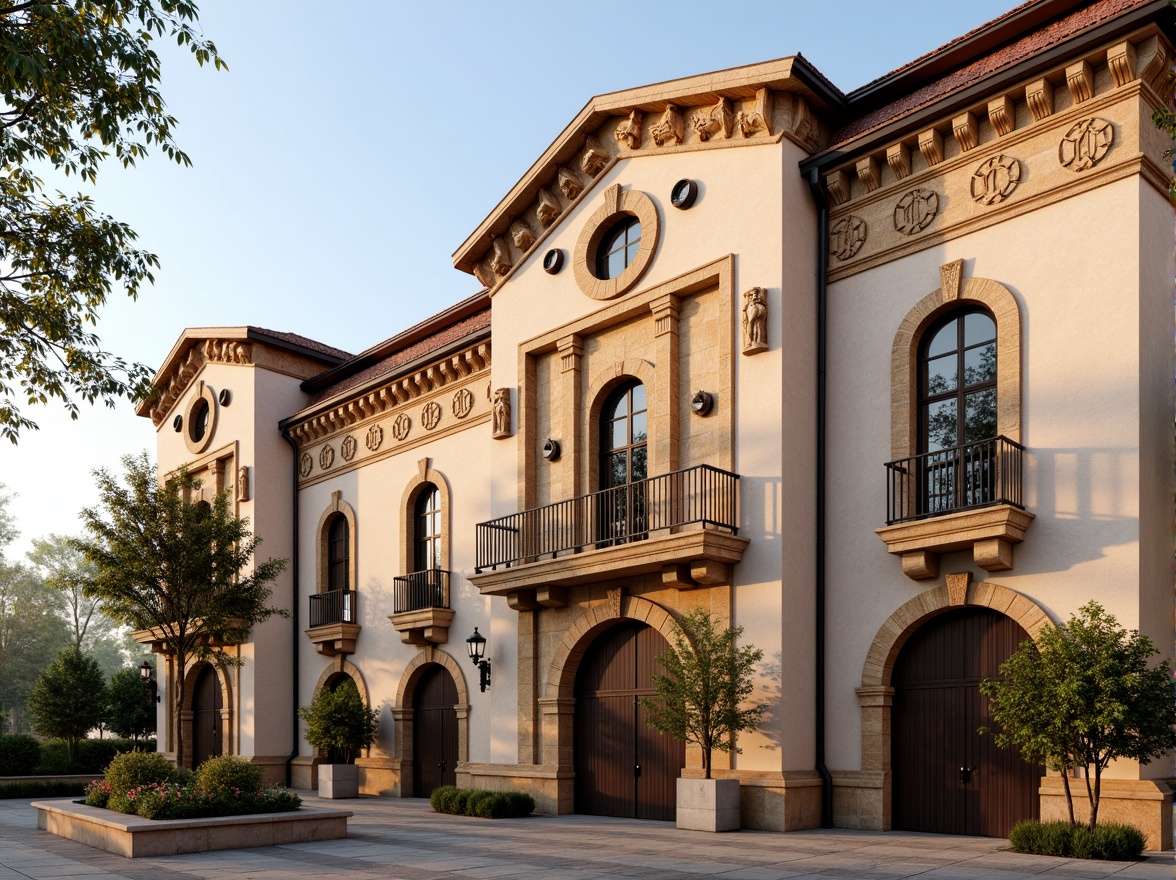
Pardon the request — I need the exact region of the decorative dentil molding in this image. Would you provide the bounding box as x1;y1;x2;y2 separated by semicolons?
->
952;112;978;152
987;95;1015;137
918;128;944;166
825;170;850;206
1065;60;1094;104
204;339;252;365
288;342;491;447
1107;41;1138;88
886;143;911;180
856;156;880;192
1025;78;1054;121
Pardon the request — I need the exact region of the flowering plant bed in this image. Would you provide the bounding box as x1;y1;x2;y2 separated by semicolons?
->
86;778;301;819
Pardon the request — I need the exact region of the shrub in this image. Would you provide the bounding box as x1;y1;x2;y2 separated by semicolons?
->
0;780;87;799
1008;820;1146;860
104;750;173;796
107;791;133;814
0;734;41;775
84;779;112;807
298;681;378;764
429;785;534;819
195;755;263;795
76;738;120;773
32;740;72;774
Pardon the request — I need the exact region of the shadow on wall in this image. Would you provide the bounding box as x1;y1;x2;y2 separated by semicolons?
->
753;651;783;752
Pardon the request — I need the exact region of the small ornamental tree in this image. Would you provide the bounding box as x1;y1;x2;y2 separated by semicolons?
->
981;602;1176;829
299;682;377;765
106;667;156;742
641;608;765;779
28;649;108;763
73;452;287;767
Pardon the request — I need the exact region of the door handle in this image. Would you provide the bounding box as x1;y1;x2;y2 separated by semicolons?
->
634;763;641;778
960;766;973;784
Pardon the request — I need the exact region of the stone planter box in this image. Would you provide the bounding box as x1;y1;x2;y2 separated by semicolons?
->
318;763;359;799
33;798;352;858
676;777;740;832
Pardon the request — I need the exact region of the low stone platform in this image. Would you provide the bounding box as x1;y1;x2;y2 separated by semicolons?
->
32;798;351;858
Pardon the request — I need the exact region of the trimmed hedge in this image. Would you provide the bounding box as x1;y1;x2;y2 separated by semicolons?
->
0;779;87;799
195;755;264;795
34;737;157;775
0;734;41;775
1008;820;1146;860
429;785;534;819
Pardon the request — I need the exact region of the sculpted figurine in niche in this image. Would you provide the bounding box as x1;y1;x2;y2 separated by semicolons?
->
742;287;768;355
558;167;583;201
511;220;536;252
492;388;511;439
237;466;249;502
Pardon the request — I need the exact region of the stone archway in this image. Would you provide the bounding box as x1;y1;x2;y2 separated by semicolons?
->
179;661;232;769
392;646;470;797
854;575;1051;830
309;657;374;762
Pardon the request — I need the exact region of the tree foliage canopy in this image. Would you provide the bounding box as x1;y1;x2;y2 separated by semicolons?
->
73;451;286;765
106;665;155;741
29;648;107;761
298;681;378;765
0;1;224;442
980;602;1176;829
642;608;765;778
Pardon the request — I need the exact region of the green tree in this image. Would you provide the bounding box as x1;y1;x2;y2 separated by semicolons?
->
298;682;377;765
28;648;108;762
106;666;156;741
73;451;287;767
0;1;225;443
0;561;70;732
981;602;1176;829
641;608;765;778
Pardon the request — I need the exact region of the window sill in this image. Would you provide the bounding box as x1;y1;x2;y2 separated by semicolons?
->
388;607;455;646
305;622;361;656
874;503;1035;580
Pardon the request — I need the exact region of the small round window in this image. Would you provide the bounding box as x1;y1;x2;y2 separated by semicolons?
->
190;399;210;443
594;216;641;280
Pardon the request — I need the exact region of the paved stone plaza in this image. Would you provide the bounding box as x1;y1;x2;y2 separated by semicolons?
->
1;795;1171;880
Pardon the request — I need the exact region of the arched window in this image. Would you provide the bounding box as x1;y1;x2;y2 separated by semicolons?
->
414;483;441;572
919;307;997;452
327;514;350;592
598;380;648;545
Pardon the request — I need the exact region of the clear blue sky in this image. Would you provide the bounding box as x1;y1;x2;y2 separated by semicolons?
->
0;0;1017;555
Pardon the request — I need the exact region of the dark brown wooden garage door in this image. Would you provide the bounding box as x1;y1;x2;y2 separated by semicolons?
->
192;664;222;769
892;606;1042;837
574;621;683;821
413;664;457;798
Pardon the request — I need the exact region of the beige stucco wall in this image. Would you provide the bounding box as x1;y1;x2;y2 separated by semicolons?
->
824;171;1171;781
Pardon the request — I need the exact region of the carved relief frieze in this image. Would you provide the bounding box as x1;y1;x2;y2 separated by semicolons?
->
510;220;536;252
893;188;939;235
472;262;495;291
886;143;911;180
856;156;880;192
650;104;684;147
1058;117;1114;171
340;435;357;462
735;88;772;137
614;110;643;150
490;237;513;276
1065;60;1094;104
492;388;511;439
691;97;734;141
536;187;562;227
1107;41;1137;88
391;413;411;442
452;387;474;419
741;288;768;355
319;445;335;471
971;155;1021;205
918;128;944;166
830;216;867;261
365;424;383;452
148;346;204;425
581;136;609;176
203;339;252;365
988;95;1015;137
557;167;583;201
299;453;313;478
421;401;442;431
1025;78;1054;121
790;95;819;149
952;112;978;152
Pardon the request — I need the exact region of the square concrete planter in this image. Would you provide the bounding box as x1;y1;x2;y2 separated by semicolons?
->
318;763;359;799
676;777;740;832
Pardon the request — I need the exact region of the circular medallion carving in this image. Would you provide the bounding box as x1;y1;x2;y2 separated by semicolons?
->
340;434;357;462
893;188;939;235
319;445;335;470
829;216;867;261
971;154;1021;205
365;424;383;452
453;387;475;419
1059;117;1113;172
421;401;442;431
298;453;313;478
391;413;411;441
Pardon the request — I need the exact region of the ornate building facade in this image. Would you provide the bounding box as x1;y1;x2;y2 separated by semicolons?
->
138;0;1175;849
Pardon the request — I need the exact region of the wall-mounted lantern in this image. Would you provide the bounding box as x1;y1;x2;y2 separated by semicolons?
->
466;627;492;693
139;661;160;703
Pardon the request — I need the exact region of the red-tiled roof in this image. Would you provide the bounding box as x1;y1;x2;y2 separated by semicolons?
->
831;0;1151;149
249;327;352;360
308;306;491;405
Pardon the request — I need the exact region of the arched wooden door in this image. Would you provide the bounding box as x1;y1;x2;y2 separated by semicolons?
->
574;621;683;821
892;606;1042;837
412;665;457;797
191;665;223;769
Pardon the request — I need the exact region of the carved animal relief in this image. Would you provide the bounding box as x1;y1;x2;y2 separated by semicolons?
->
536;187;562;227
510;221;536;252
1059;117;1114;171
492;388;511;439
741;288;769;355
691;97;734;141
829;216;867;261
491;238;513;276
472;262;495;291
581;137;609;176
452;388;475;419
557;167;583;201
650;105;684;147
971;155;1021;205
204;339;251;365
893;188;939;235
614;110;643;150
340;434;357;462
735;88;772;138
421;401;442;431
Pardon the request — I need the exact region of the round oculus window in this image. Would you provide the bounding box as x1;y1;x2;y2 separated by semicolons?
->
594;216;641;280
190;399;210;443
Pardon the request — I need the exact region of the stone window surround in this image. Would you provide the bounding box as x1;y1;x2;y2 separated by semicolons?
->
398;458;452;576
315;491;358;595
182;380;219;455
572;183;661;301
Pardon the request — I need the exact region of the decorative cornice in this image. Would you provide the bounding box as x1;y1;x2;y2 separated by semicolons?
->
146;338;253;427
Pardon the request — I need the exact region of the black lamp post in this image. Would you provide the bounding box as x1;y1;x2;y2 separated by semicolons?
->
139;661;160;703
466;627;491;692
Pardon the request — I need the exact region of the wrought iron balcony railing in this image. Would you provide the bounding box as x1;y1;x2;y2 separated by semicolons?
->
393;568;451;614
308;589;357;627
884;435;1024;526
475;464;739;572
